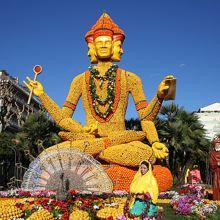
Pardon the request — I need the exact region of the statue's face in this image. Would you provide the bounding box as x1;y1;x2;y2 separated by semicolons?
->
111;40;124;62
94;36;113;59
87;43;97;64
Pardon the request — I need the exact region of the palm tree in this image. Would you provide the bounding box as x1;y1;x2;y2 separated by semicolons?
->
0;113;62;188
125;118;141;131
156;103;210;184
15;112;61;162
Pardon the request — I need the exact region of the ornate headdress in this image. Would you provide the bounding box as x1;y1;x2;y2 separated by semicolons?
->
85;12;125;43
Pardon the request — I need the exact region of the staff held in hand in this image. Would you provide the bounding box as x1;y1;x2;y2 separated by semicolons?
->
25;65;43;105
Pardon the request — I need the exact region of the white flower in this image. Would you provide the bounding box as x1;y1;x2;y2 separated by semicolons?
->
93;205;99;209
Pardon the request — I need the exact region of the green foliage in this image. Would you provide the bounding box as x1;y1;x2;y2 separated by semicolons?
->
15;112;61;160
125;118;141;131
160;204;220;220
0;112;61;166
0;132;15;158
126;103;211;184
156;103;211;183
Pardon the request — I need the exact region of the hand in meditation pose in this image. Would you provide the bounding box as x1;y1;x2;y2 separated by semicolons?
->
24;13;174;166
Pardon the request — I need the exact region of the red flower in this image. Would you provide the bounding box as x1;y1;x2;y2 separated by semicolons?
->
61;212;69;220
68;189;77;195
179;189;189;195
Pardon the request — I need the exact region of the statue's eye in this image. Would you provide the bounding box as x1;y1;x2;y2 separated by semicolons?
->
95;42;102;46
106;41;111;46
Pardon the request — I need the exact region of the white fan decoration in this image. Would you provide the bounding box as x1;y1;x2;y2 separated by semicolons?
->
22;146;113;193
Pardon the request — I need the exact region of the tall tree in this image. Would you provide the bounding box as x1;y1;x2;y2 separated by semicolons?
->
155;103;210;183
0;132;15;159
15;112;61;162
0;113;62;188
125;118;141;131
125;103;210;184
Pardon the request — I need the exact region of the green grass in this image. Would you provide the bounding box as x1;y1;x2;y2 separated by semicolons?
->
159;204;220;220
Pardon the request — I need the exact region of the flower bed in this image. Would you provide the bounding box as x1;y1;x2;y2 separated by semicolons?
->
0;188;219;219
0;189;56;198
0;190;129;220
171;184;218;219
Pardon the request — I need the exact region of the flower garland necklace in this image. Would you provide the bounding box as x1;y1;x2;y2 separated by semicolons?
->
89;64;118;119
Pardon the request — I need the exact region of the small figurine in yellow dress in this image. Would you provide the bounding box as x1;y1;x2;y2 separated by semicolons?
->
25;13;174;167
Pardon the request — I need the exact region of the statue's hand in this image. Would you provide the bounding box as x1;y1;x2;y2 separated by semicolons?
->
83;122;98;135
157;75;174;99
152;142;169;159
23;76;44;96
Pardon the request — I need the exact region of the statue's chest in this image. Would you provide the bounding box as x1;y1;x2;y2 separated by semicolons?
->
82;69;128;122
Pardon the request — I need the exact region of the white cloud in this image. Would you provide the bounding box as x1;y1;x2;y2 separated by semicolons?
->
179;64;186;68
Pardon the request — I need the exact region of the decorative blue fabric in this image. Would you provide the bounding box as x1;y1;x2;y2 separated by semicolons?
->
130;199;158;218
130;199;147;215
148;202;158;217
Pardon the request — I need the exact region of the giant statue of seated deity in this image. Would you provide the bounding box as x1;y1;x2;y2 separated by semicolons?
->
25;13;174;167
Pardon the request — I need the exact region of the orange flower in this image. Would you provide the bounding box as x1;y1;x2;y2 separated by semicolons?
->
152;165;173;192
104;165;136;191
105;164;173;192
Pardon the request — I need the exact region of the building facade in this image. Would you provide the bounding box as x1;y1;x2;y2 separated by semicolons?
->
0;70;42;133
196;103;220;140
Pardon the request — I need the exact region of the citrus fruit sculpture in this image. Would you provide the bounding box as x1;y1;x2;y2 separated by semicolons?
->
24;13;175;192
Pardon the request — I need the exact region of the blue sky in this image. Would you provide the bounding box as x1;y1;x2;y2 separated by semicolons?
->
1;0;219;124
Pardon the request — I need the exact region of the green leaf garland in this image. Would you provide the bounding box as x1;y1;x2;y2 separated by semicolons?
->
89;64;118;119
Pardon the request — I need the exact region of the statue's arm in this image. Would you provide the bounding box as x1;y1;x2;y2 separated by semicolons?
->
126;71;161;144
59;74;84;132
38;74;83;132
61;74;83;117
127;72;169;159
126;72;163;122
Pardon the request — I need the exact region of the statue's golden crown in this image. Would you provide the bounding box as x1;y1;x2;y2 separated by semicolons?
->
85;12;125;43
